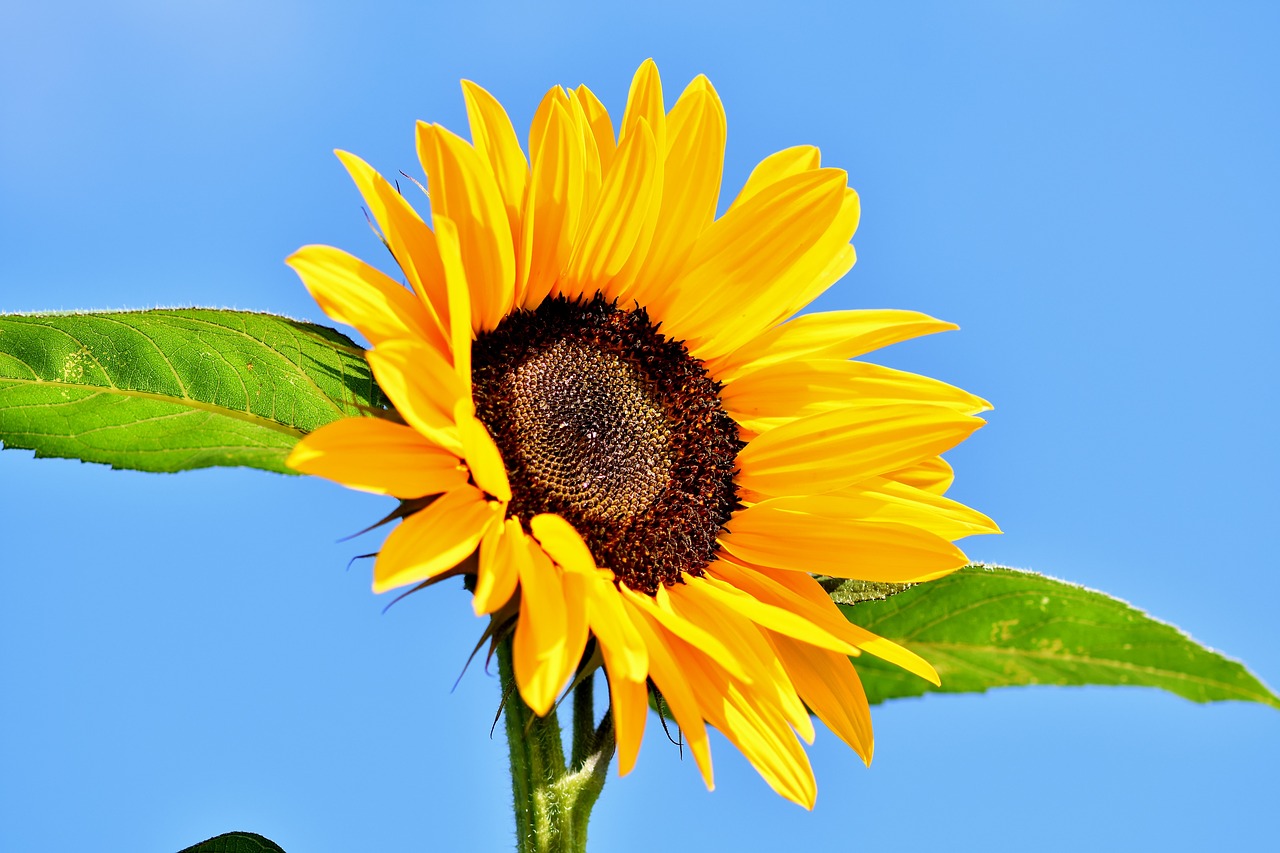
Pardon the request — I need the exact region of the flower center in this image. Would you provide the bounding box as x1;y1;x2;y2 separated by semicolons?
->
471;295;740;594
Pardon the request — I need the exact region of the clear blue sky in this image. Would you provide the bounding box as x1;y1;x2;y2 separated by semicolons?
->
2;2;1277;851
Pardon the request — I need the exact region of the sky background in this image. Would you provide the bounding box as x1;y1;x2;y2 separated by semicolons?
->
2;1;1278;851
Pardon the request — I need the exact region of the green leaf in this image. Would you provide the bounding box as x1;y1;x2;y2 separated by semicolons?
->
176;832;286;853
839;564;1280;708
0;309;382;474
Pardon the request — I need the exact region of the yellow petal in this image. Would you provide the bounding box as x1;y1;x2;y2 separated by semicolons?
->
562;118;659;299
461;80;528;246
668;580;814;742
373;485;500;593
886;455;955;495
724;358;992;435
513;544;568;715
765;187;863;327
620;584;752;684
714;689;816;809
584;573;648;682
528;86;570;169
416;121;515;330
721;497;969;583
286;416;466;499
712;309;958;380
529;513;597;574
689;573;859;656
657;169;846;346
605;665;649;777
626;78;725;306
556;567;592;698
718;692;817;809
707;559;882;661
573;84;616;174
692;186;861;361
516;86;568;305
620;58;665;159
286;245;439;349
432;215;474;386
735;404;984;497
566;92;604;246
830;477;1001;541
455;402;511;502
626;601;714;787
596;117;665;306
767;630;874;765
332;150;451;352
730;145;821;209
668;633;817;808
520;99;584;310
365;338;467;455
740;562;940;684
473;517;523;615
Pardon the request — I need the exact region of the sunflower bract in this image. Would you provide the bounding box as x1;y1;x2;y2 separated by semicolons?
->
285;59;998;808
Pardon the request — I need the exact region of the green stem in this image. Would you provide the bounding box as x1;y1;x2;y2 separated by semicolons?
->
569;673;596;769
498;639;615;853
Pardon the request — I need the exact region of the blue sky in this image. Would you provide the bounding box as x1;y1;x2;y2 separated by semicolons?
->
2;2;1277;851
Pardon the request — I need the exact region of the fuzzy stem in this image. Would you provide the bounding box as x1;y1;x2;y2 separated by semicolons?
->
498;639;615;853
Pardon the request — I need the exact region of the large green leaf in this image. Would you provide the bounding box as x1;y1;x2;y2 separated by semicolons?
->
0;309;382;474
836;565;1280;708
177;832;286;853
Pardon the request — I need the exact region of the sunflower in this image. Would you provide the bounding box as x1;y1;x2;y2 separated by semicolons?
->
285;59;997;808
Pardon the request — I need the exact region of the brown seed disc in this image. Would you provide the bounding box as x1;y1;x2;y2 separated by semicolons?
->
471;295;741;594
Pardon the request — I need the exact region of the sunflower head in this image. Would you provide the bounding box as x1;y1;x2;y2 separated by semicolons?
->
285;59;997;808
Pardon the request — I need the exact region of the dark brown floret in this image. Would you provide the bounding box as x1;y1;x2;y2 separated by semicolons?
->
471;295;741;594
